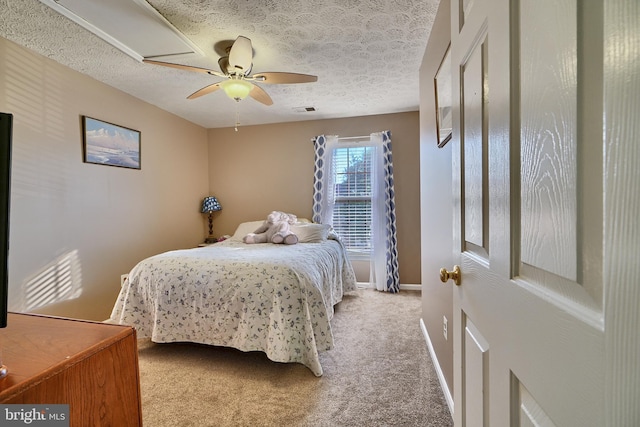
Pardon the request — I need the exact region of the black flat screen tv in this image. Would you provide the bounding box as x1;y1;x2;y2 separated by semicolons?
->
0;113;12;328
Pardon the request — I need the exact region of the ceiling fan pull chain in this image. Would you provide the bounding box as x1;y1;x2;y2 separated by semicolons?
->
235;104;240;132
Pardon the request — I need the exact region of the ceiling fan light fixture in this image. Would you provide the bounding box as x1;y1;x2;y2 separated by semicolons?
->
220;79;252;101
142;35;316;107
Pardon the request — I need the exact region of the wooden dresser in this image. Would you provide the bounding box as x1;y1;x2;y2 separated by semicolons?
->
0;313;142;426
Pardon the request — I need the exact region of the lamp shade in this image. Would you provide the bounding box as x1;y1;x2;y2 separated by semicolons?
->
201;196;222;213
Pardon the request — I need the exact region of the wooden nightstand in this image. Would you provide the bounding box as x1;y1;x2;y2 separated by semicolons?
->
0;313;142;426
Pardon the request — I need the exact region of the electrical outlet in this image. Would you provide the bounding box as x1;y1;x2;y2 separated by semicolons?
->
443;316;448;340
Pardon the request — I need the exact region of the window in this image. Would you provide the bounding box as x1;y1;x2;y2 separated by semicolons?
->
312;131;399;291
330;144;375;258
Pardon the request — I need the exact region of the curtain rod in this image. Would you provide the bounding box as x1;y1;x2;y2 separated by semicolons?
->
311;134;371;142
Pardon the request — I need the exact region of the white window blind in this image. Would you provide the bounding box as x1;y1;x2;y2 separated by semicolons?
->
331;145;374;257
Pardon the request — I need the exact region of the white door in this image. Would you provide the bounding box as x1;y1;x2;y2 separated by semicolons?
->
444;0;639;425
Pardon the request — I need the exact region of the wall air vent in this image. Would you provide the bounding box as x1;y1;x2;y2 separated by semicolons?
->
39;0;203;62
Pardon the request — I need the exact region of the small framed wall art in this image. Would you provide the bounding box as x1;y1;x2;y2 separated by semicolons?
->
434;45;453;148
82;116;141;169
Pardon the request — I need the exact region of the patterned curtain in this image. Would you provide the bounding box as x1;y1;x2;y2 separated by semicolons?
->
311;135;338;224
312;132;400;293
311;134;325;223
369;131;400;292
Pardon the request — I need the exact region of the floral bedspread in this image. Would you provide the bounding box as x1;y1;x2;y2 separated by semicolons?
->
109;238;357;376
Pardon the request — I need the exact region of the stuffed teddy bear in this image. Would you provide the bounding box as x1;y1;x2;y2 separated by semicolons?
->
243;211;299;245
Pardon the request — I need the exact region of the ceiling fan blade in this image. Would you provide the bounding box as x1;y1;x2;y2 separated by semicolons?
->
252;72;318;84
228;36;253;75
249;84;273;106
187;83;223;100
143;59;226;77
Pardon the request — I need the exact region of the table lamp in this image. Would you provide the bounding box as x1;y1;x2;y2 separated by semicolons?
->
201;196;222;243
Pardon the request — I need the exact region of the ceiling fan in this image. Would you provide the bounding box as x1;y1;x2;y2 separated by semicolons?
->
143;36;317;106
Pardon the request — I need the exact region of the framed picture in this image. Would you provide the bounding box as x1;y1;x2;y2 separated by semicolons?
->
434;45;453;148
82;116;141;169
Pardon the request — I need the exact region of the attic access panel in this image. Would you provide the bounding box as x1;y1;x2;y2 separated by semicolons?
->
40;0;203;61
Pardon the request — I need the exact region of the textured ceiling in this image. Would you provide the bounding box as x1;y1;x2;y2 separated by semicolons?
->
0;0;439;128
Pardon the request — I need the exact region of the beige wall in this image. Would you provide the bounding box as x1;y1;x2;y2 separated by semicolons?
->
1;37;210;321
419;0;454;399
207;112;422;285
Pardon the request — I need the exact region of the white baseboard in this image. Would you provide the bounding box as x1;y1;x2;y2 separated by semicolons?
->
356;282;421;291
420;318;454;417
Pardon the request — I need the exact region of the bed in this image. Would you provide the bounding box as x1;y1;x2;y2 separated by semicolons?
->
109;221;357;376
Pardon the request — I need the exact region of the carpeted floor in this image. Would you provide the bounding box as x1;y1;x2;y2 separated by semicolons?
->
137;288;453;427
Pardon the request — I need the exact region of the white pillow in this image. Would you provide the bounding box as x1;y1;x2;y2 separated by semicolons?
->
291;223;332;243
230;220;265;241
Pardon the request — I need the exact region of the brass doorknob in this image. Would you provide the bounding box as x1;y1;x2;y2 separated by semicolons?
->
439;265;461;286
